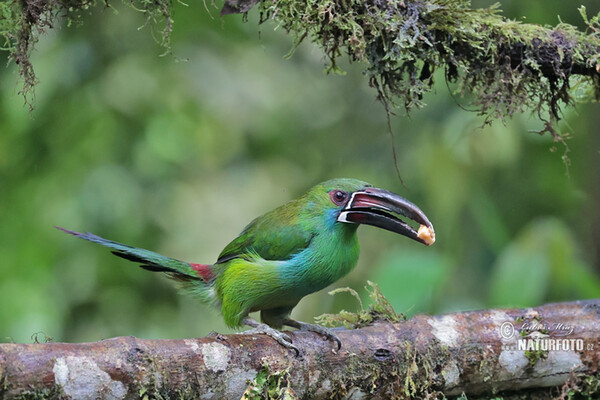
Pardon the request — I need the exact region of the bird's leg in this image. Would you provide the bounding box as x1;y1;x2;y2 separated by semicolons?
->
242;317;299;355
282;318;342;350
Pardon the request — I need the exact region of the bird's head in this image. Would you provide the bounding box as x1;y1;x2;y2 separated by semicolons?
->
305;178;435;246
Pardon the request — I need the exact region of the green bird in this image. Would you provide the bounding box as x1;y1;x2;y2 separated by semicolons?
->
58;178;435;353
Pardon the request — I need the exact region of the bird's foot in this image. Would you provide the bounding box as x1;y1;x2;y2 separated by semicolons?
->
242;317;300;355
283;318;342;350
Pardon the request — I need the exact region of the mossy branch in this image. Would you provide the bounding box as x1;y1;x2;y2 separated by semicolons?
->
1;299;599;399
2;0;599;130
224;0;600;134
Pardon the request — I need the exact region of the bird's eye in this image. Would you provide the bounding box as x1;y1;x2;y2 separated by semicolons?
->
329;190;348;206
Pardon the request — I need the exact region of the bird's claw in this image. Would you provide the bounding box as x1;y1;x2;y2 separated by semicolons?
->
243;318;300;355
283;319;342;350
254;327;299;355
302;324;342;350
324;331;342;351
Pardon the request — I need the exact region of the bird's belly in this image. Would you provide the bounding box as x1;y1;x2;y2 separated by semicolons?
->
216;258;303;326
216;238;359;327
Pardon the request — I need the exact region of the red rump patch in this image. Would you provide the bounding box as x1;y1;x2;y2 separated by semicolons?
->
190;263;214;281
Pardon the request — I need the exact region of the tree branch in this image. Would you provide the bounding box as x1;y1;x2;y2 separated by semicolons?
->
1;299;599;399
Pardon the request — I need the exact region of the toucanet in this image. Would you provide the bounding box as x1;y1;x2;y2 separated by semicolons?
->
58;178;435;354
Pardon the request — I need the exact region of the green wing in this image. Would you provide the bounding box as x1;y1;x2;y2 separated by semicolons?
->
216;202;313;264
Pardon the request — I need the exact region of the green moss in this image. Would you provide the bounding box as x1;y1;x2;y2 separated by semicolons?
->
262;0;600;137
0;0;171;107
241;364;295;400
515;315;549;367
11;385;66;400
314;340;447;399
561;372;600;400
524;348;548;368
4;0;599;131
312;284;457;398
315;280;405;328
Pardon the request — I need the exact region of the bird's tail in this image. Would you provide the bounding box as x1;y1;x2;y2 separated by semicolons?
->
56;227;214;285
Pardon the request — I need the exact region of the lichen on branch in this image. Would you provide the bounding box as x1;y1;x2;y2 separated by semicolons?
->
258;0;600;130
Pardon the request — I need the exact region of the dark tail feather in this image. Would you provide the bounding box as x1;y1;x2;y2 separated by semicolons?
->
57;227;211;283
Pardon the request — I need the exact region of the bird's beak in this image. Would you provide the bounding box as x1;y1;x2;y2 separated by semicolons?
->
337;188;436;246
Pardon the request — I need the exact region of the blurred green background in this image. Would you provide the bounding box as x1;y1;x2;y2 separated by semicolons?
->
1;0;599;343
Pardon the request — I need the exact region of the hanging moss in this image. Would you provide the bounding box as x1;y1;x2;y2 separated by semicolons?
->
2;0;599;130
0;0;172;108
258;0;600;136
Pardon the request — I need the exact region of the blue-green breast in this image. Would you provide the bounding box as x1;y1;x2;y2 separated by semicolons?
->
276;209;360;299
